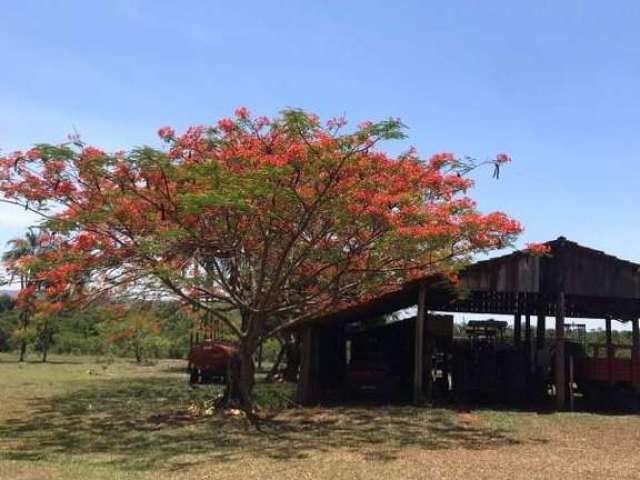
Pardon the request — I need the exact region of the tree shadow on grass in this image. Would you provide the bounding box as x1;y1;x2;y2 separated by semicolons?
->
0;376;525;473
161;365;189;374
0;358;82;365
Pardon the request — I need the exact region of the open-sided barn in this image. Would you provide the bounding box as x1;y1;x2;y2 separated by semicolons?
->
296;237;640;410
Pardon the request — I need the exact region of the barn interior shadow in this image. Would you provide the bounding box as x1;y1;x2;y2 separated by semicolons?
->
0;376;524;472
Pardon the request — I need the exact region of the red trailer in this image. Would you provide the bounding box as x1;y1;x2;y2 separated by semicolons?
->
574;343;640;409
575;344;638;385
188;339;237;384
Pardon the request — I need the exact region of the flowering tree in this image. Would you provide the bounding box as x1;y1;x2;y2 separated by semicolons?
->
0;108;521;417
104;304;165;363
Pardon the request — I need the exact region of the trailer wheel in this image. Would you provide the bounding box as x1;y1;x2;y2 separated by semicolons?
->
189;369;199;385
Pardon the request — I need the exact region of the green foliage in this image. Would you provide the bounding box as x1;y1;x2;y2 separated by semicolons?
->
0;307;18;351
0;299;194;360
259;337;281;365
0;294;14;312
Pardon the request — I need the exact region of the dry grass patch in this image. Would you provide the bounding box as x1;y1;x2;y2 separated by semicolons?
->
1;353;640;479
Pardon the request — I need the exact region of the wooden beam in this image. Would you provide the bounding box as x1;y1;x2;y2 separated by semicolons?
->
413;282;427;405
536;311;546;350
525;314;532;372
297;326;316;405
555;292;566;410
535;309;546;377
337;324;347;386
513;292;522;348
632;318;640;390
514;312;522;348
568;355;575;412
606;317;613;388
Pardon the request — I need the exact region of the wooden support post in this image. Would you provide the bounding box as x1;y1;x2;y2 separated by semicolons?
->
555;292;566;410
525;314;532;372
606;317;613;388
337;324;347;387
535;308;546;377
414;282;427;405
513;292;522;348
536;312;546;350
568;355;575;412
514;313;522;348
632;318;640;391
297;326;317;405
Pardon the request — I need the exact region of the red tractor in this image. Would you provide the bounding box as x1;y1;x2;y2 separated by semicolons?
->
188;339;237;385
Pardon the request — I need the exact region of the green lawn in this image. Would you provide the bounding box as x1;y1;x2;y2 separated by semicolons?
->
1;353;640;479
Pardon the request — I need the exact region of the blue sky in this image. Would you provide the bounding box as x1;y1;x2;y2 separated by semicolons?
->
1;0;639;267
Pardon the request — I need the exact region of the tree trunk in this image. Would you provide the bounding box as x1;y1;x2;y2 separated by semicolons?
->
222;347;258;424
216;313;261;425
283;336;300;383
18;310;29;362
41;321;49;363
19;339;27;362
134;343;142;363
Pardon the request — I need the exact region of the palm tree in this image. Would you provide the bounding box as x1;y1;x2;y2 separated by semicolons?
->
2;228;43;362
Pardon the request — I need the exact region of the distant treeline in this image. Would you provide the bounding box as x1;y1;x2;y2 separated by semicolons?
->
1;293;632;362
0;295;194;361
0;294;284;364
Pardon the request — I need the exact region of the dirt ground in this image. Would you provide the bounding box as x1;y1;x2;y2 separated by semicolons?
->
1;354;639;480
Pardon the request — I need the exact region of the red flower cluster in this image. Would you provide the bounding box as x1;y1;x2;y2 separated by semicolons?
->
524;242;551;255
495;153;511;164
157;126;175;140
234;106;250;119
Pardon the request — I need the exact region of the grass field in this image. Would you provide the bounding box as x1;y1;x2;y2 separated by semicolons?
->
1;354;640;480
